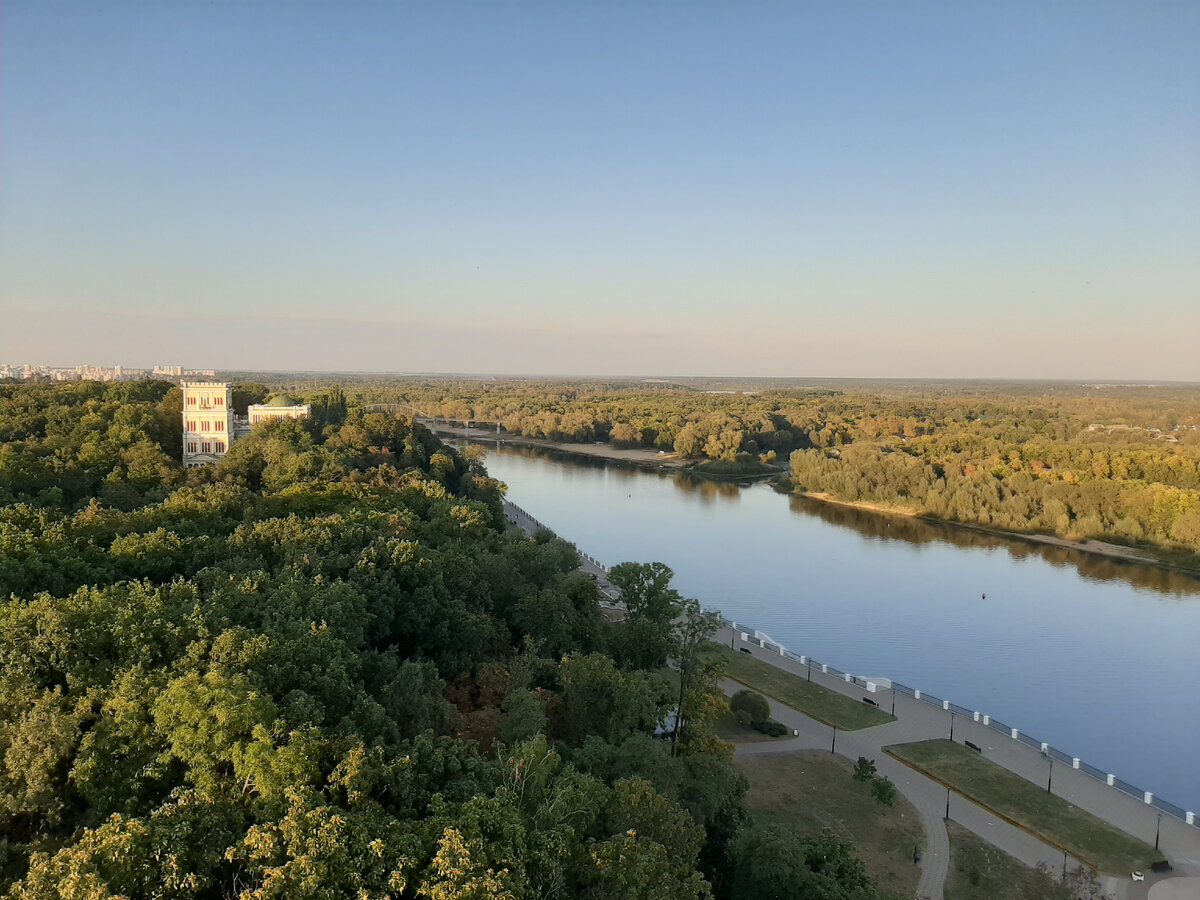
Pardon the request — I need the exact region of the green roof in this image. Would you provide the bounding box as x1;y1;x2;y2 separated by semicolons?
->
266;395;300;407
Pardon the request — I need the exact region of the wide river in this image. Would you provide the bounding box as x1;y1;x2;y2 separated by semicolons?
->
472;442;1200;813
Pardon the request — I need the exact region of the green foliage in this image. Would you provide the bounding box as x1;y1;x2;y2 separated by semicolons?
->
869;776;895;807
853;757;877;782
752;720;788;738
731;825;877;900
730;690;771;726
254;375;1200;559
0;381;749;897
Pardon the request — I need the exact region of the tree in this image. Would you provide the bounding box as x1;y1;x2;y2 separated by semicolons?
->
869;776;895;807
731;825;876;900
555;653;671;746
730;691;771;728
852;757;876;782
670;599;727;756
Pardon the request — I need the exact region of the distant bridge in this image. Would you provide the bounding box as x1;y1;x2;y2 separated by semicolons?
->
363;404;502;435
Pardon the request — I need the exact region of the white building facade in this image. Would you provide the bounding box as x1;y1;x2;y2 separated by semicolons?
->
181;382;236;467
181;383;310;467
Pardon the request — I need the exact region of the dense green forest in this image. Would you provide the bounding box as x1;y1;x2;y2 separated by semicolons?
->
0;380;878;899
233;376;1200;563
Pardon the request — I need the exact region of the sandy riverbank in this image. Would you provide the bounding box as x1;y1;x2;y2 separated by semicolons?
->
428;424;688;467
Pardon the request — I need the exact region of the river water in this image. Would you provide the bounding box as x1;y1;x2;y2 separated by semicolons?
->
472;441;1200;813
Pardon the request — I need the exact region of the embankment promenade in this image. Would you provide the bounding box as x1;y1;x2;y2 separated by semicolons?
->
503;497;1200;900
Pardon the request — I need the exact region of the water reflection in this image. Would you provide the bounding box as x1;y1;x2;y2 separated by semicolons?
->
784;496;1200;597
470;438;1200;809
470;440;1200;598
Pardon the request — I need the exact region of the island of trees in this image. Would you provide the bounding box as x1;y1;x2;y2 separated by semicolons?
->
0;379;881;899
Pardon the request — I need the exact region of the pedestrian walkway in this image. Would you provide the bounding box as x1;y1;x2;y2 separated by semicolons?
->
720;624;1200;900
503;500;622;604
500;505;1200;897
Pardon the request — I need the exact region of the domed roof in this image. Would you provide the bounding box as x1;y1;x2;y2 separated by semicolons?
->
266;394;299;407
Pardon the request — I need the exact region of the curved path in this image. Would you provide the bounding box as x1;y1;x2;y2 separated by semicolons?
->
501;508;1200;898
718;622;1200;900
727;678;951;900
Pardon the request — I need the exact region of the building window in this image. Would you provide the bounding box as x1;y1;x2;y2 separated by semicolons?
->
187;442;197;453
215;420;224;432
215;441;225;452
201;442;211;453
187;396;196;406
200;421;209;431
215;396;223;406
252;415;260;424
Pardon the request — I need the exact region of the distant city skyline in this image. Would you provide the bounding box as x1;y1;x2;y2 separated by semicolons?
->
2;2;1198;381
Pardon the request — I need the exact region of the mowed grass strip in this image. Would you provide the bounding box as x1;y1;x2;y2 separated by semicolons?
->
736;750;923;900
885;740;1162;875
713;644;895;731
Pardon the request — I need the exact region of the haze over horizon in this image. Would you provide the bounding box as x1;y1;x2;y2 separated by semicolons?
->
2;3;1197;381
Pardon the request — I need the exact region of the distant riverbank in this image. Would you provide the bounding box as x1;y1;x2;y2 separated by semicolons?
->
794;490;1185;571
428;422;689;469
432;423;1193;574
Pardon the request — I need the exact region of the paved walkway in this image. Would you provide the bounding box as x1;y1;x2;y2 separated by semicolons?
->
501;506;1200;897
720;624;1200;900
504;500;621;603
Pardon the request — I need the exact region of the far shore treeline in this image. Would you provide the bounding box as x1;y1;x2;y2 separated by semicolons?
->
227;375;1199;567
0;378;881;899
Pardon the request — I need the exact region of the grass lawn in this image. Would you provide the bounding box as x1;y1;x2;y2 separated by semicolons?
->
944;822;1082;900
712;643;895;731
885;739;1163;875
736;750;923;900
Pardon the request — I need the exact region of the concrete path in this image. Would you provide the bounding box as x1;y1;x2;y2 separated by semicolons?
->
500;508;1200;897
718;624;1200;900
504;500;621;602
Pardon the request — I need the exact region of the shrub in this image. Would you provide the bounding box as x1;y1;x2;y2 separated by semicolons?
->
853;756;877;782
730;689;770;726
871;775;896;807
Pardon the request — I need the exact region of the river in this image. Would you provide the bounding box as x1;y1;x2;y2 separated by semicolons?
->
470;441;1200;813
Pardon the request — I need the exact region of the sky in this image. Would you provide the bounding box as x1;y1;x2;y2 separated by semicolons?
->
2;1;1198;380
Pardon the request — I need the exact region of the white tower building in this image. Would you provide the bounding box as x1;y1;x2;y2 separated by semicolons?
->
181;382;236;467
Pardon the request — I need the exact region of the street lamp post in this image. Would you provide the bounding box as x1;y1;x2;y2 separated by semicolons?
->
949;712;955;742
831;724;837;755
1155;813;1162;851
891;689;896;716
1043;751;1053;793
945;786;951;821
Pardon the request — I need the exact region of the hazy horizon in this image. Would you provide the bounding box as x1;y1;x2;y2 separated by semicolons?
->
3;3;1198;381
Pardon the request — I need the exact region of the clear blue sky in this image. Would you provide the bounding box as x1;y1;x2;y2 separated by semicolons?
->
2;1;1197;379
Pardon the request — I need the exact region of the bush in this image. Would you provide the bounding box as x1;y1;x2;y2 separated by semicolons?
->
753;720;789;737
853;756;877;782
871;775;896;807
730;689;770;726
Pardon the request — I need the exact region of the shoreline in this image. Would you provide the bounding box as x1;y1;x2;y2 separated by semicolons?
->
432;423;1195;576
429;422;689;469
794;491;1178;570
